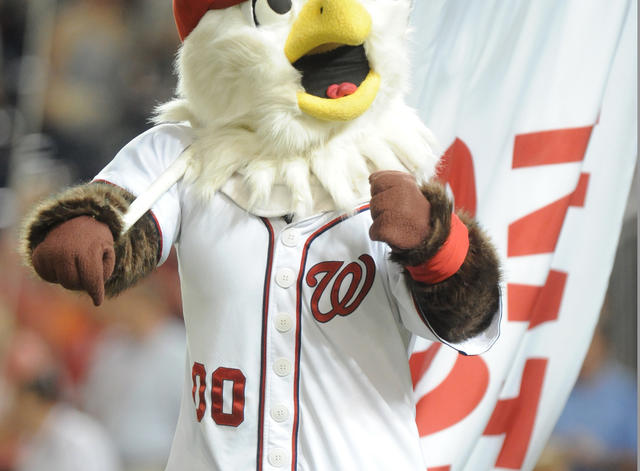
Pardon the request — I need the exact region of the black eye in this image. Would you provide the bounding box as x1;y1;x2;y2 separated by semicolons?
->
266;0;292;14
252;0;293;26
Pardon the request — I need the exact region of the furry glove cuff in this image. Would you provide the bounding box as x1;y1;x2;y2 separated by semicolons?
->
31;216;115;306
369;171;500;342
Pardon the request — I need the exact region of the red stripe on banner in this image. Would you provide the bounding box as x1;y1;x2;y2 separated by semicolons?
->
428;466;451;471
569;173;590;207
507;270;568;329
512;126;594;168
508;173;590;256
437;138;477;216
508;194;572;256
483;359;548;469
416;354;489;436
409;344;441;387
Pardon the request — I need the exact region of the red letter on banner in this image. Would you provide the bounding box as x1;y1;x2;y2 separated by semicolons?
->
508;173;590;256
508;270;568;329
437;138;477;216
412;138;487;437
414;346;490;436
409;344;441;387
512;126;594;168
484;359;548;469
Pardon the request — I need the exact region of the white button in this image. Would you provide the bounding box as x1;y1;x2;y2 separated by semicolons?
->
275;268;296;288
268;448;288;468
273;358;292;377
270;404;290;423
281;229;299;247
274;314;293;333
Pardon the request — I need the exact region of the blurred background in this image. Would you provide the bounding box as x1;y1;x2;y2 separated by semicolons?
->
0;2;184;471
0;1;636;471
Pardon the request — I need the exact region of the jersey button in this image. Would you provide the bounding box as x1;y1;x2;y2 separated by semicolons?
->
275;268;296;289
270;404;290;423
268;448;288;468
281;229;299;247
273;358;292;377
274;314;293;333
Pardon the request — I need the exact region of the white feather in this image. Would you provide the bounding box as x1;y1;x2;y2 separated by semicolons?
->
155;0;440;217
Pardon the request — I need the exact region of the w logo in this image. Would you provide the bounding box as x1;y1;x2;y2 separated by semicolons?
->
305;254;376;323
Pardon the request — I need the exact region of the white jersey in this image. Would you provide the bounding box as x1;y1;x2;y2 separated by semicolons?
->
94;124;499;471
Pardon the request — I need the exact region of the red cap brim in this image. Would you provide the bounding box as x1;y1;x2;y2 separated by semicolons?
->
174;0;248;41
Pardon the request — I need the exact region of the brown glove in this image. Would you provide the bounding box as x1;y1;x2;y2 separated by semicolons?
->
369;170;431;250
31;216;116;306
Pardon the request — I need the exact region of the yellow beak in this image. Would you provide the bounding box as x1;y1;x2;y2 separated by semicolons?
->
285;0;381;122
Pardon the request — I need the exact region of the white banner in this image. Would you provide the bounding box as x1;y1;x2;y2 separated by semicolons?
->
408;1;637;470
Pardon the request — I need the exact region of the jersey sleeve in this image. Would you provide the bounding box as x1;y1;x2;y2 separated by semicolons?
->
93;124;192;265
384;250;501;356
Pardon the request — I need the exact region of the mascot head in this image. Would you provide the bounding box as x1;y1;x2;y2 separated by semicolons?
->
157;0;439;217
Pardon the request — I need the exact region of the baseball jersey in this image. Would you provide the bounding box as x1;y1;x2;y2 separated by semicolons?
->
94;124;500;471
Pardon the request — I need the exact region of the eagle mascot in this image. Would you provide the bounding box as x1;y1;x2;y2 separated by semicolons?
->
21;0;501;469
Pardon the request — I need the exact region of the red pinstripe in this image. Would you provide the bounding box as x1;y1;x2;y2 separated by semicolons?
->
291;205;370;470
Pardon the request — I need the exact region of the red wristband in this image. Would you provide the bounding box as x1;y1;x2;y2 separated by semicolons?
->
405;213;469;284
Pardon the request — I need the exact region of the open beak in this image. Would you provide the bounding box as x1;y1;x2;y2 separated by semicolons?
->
285;0;381;122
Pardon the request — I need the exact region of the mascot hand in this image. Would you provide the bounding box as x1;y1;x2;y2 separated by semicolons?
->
369;171;431;250
31;216;115;306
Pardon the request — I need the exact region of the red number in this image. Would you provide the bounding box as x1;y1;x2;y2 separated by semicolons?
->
191;364;246;427
191;362;206;422
211;367;246;427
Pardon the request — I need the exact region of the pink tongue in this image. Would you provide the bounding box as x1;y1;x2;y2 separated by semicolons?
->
326;82;358;99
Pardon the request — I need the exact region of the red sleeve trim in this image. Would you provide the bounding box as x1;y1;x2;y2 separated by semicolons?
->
406;213;469;284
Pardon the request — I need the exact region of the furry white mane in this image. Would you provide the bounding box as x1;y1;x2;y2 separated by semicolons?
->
155;0;440;217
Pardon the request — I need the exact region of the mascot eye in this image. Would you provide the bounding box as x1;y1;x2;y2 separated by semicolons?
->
252;0;293;26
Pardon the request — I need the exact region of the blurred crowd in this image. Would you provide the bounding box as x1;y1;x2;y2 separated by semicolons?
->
0;1;636;471
536;304;637;471
0;0;178;184
0;1;186;471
